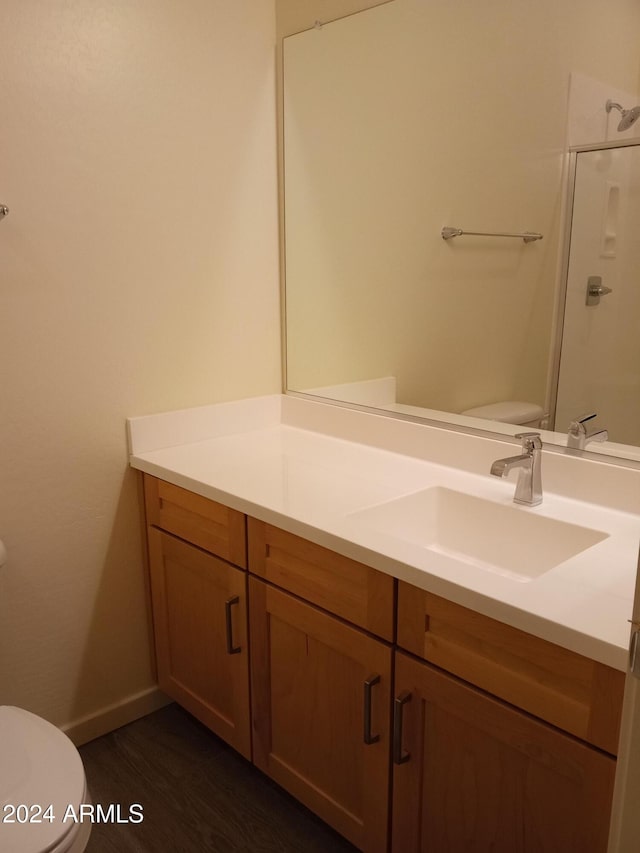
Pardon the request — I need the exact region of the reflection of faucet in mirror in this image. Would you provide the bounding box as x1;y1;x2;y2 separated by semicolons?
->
490;433;543;507
567;414;609;450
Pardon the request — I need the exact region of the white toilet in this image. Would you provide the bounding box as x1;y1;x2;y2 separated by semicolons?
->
0;541;92;853
461;400;546;428
0;707;92;853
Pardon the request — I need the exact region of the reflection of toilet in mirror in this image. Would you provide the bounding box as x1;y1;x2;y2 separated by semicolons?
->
0;539;92;853
461;401;546;428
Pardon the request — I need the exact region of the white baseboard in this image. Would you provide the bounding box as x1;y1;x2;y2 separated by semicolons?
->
62;686;171;746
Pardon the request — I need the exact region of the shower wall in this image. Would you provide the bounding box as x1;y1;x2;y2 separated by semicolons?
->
554;147;640;446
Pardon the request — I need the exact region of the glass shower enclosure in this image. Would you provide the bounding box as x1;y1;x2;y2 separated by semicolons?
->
553;144;640;447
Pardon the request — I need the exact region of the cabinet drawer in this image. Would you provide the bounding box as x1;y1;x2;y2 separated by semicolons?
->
144;475;246;568
397;582;624;755
248;518;394;642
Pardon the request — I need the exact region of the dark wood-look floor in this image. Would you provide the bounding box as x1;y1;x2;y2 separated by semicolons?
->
79;703;358;853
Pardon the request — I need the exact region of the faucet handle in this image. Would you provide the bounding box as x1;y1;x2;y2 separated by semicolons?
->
567;413;608;449
514;431;542;452
568;413;596;436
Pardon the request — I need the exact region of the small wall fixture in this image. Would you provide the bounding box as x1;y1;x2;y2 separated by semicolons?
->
441;226;542;243
0;205;8;221
606;99;640;132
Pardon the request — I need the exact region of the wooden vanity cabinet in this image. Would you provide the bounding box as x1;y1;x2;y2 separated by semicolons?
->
141;476;624;853
391;651;616;853
144;475;251;759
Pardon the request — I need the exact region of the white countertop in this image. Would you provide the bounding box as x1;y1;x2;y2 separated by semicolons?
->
128;394;640;671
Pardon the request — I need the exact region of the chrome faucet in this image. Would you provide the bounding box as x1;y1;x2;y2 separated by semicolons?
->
567;413;608;450
490;432;543;506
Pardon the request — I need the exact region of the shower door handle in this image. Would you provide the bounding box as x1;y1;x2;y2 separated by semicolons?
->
586;276;613;305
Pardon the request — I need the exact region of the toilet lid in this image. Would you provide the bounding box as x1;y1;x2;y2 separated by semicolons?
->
461;401;544;424
0;706;86;853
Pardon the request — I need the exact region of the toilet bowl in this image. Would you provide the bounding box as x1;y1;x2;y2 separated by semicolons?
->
0;706;91;853
461;401;545;428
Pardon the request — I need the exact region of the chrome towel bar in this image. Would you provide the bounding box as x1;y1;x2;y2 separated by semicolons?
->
441;226;542;243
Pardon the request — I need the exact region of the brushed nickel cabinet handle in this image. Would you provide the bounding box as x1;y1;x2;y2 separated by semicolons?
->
225;595;241;655
393;690;412;764
363;674;381;745
630;627;640;677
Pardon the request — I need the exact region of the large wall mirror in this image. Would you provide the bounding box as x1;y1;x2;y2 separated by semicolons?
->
282;0;640;463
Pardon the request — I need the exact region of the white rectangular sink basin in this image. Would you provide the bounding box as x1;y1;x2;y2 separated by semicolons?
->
347;487;609;582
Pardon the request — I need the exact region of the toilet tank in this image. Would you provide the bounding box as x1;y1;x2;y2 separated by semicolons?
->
461;401;545;427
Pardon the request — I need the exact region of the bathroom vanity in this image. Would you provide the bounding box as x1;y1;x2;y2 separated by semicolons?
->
128;395;639;853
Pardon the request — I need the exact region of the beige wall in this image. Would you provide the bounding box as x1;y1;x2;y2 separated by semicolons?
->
0;1;280;738
283;0;640;415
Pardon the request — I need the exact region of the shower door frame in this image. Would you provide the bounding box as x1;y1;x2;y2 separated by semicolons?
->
547;138;640;432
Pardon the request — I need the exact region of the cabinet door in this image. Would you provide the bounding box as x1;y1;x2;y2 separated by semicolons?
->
392;651;616;853
250;577;391;853
148;528;251;759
